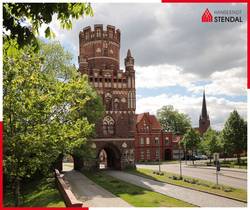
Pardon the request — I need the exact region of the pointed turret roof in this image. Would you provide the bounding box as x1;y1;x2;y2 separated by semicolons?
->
127;49;132;57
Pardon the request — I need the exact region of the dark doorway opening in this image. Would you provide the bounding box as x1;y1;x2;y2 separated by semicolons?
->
164;149;172;160
98;143;121;170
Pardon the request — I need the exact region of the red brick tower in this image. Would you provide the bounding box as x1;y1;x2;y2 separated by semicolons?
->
79;25;136;169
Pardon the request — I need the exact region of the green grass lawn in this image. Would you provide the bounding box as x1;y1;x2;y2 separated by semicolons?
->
4;176;65;207
83;171;196;207
128;168;247;202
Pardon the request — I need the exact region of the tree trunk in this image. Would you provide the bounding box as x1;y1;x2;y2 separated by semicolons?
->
237;153;241;165
192;149;194;165
14;178;21;207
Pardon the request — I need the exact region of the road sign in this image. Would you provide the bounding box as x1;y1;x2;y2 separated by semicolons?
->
213;153;219;161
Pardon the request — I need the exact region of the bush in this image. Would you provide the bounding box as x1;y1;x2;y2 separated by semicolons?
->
169;175;182;180
153;171;164;176
211;184;221;189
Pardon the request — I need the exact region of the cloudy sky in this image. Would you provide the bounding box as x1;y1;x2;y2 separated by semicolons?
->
41;3;247;130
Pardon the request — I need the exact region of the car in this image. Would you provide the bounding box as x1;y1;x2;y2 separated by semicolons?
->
201;155;208;160
194;155;201;160
195;154;208;160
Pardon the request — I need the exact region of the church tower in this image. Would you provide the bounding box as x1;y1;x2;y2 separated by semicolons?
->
199;90;210;134
78;25;136;169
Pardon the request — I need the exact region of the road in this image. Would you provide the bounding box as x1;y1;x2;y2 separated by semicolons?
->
63;170;131;207
106;170;246;207
137;163;247;190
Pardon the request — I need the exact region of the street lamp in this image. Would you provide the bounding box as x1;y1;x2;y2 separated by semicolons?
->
158;130;163;173
177;136;183;179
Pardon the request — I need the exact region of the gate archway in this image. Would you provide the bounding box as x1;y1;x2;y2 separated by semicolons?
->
97;143;121;170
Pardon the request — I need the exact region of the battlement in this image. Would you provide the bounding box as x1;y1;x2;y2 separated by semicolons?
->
80;24;121;44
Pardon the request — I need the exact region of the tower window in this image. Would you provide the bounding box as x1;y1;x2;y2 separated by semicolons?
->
103;116;115;136
109;31;113;38
96;28;101;38
114;98;119;111
85;32;89;40
103;41;108;48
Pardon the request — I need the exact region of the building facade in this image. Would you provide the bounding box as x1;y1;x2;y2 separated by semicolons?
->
78;25;136;169
135;113;182;162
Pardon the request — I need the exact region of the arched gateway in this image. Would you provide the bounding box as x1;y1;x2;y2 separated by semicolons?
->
98;143;121;169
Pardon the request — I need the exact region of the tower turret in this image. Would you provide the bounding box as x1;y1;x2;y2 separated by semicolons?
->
78;24;121;73
125;49;135;72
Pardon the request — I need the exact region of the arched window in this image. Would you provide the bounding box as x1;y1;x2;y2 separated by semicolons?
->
103;116;115;136
105;93;112;110
114;98;119;110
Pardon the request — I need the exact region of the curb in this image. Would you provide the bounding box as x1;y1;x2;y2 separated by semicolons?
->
127;171;247;204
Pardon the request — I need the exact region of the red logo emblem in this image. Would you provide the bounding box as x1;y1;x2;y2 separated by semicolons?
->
202;9;213;22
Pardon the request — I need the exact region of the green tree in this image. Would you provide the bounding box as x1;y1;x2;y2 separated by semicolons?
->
157;105;191;135
182;128;200;164
221;110;247;164
200;128;222;163
3;40;103;206
3;3;93;52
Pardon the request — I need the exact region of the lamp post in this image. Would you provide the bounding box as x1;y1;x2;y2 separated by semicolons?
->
177;136;183;179
158;130;163;172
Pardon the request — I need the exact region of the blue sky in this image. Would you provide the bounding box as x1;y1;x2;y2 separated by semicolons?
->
40;3;247;130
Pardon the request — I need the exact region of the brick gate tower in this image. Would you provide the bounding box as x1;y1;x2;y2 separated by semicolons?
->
78;25;136;169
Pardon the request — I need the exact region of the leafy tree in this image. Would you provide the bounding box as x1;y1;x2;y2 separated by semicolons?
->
200;128;223;163
3;40;103;206
3;3;93;52
221;110;247;164
181;128;200;164
157;105;191;135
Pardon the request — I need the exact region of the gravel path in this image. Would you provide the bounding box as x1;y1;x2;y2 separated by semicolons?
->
64;170;131;207
105;170;247;207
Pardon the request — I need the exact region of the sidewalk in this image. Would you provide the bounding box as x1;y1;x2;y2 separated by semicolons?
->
105;170;246;207
63;170;131;207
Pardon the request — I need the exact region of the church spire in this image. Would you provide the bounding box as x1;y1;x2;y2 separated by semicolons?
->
201;90;208;119
199;89;210;135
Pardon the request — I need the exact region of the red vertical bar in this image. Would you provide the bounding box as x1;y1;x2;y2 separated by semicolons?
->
248;3;249;88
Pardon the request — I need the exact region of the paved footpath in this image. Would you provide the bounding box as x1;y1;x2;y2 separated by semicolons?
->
64;170;131;207
105;170;247;207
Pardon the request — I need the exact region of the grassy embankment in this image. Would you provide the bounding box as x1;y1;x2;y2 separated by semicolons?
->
83;170;196;207
4;176;65;207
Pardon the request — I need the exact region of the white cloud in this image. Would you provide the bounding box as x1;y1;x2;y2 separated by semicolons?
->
136;94;247;130
136;64;246;96
136;64;198;89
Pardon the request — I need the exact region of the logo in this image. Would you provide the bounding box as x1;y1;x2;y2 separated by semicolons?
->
202;9;213;23
201;8;243;23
